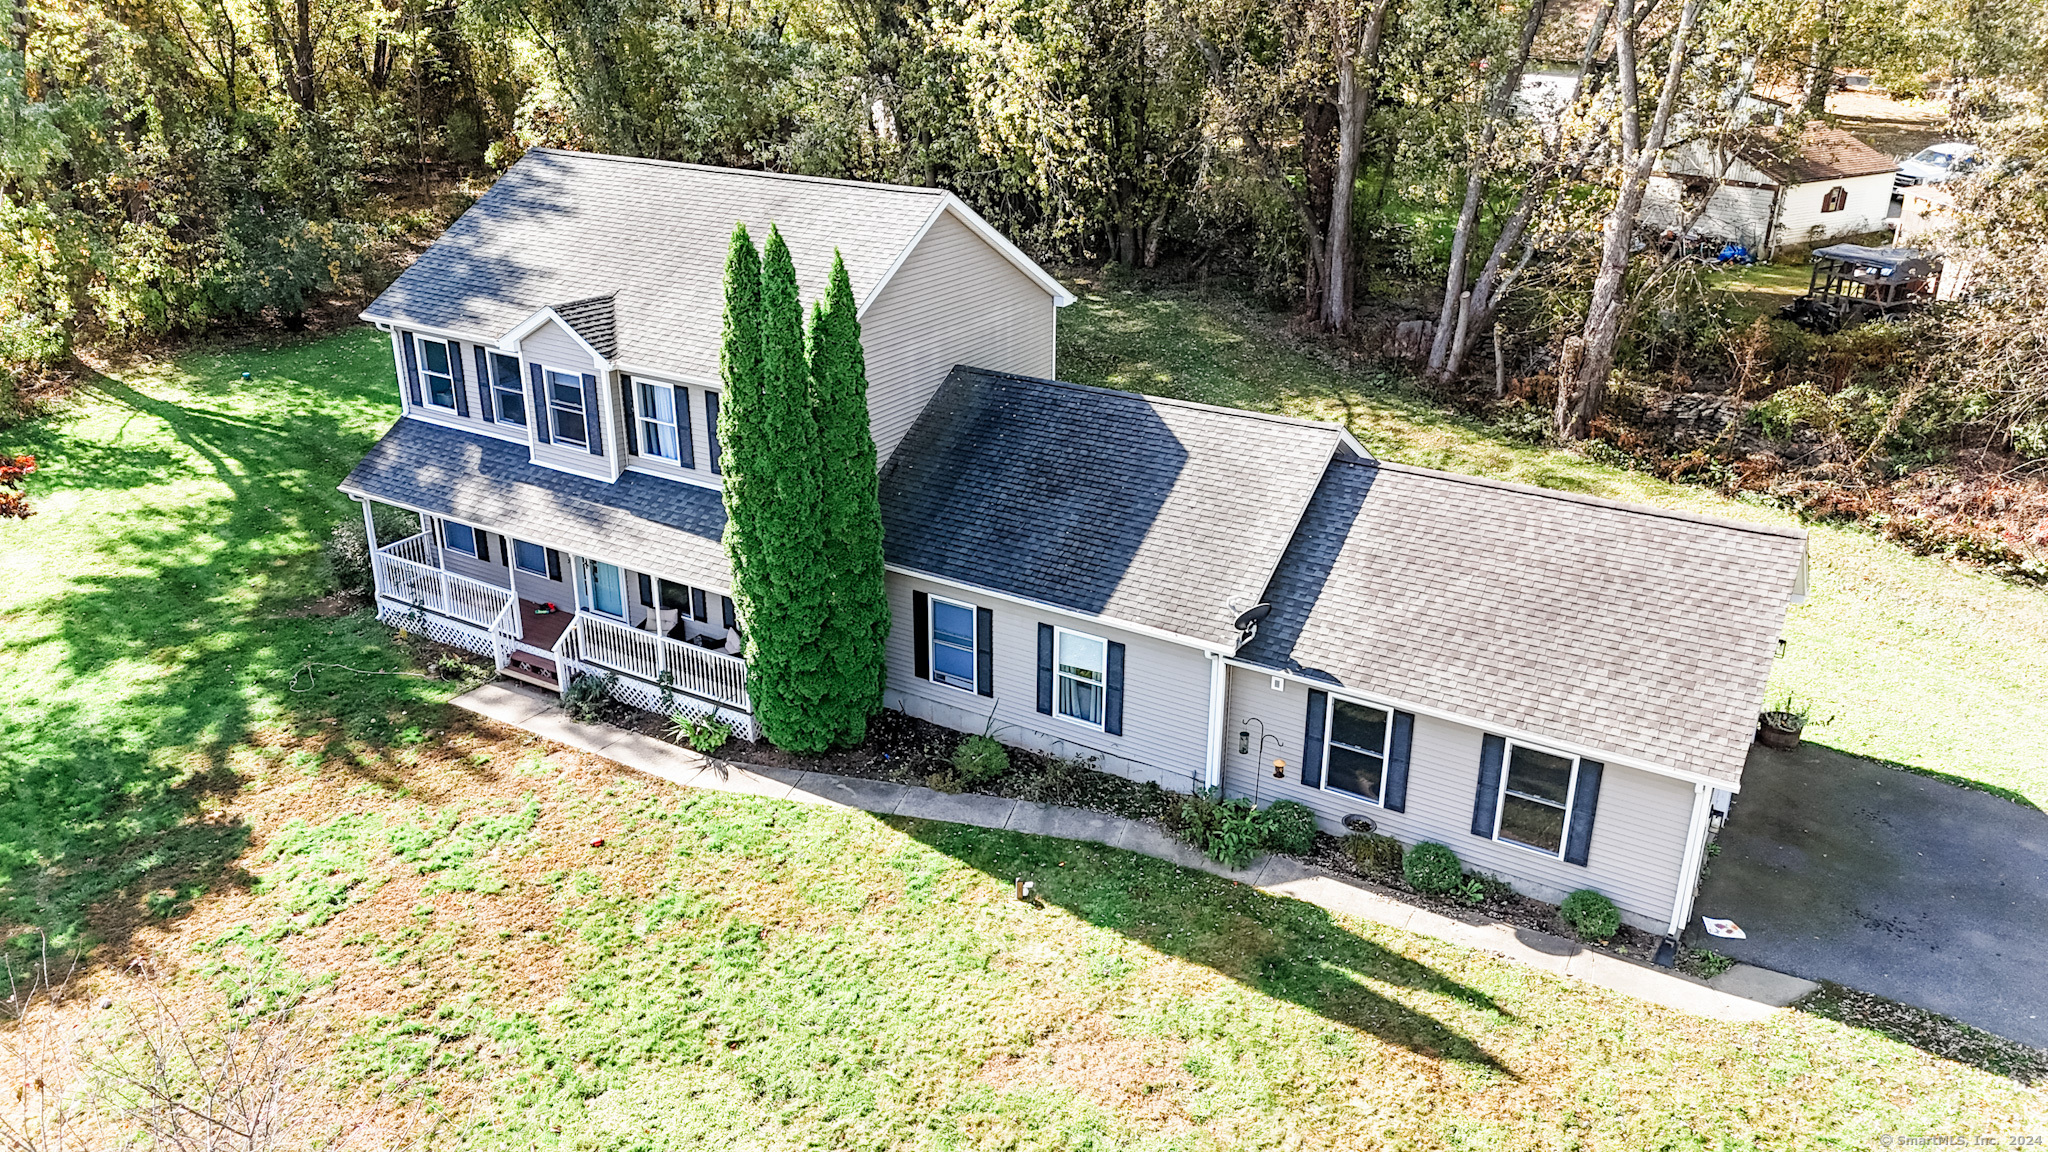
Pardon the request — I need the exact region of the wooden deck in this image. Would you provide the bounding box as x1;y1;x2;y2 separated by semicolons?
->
516;598;574;651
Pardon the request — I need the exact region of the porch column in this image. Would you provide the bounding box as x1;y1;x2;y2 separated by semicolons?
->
360;498;384;598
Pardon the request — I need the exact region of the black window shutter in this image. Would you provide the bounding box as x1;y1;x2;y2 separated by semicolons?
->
449;341;469;416
1384;711;1414;812
620;375;639;456
975;607;994;697
545;548;561;582
1035;624;1054;715
721;595;736;630
498;534;509;566
473;346;494;422
475;531;489;564
674;385;695;468
691;587;708;622
581;373;603;455
401;332;422;407
704;391;722;474
1472;734;1507;838
637;572;653;606
911;591;930;680
1103;641;1126;736
528;364;550;444
1302;690;1327;789
1563;759;1604;866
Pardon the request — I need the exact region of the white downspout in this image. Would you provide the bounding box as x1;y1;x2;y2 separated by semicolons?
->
1666;782;1714;937
1204;652;1227;791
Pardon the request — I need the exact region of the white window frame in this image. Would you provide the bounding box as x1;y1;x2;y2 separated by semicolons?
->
637;379;680;461
1052;626;1108;731
512;539;550;576
1321;694;1392;806
1491;739;1582;860
927;595;979;693
442;520;479;557
545;367;587;446
419;337;457;410
491;352;526;427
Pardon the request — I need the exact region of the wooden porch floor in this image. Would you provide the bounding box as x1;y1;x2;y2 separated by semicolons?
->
515;598;574;652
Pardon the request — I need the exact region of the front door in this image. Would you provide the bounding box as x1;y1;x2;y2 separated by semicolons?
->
578;559;625;619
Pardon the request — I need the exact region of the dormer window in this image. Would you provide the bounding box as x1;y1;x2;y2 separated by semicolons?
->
420;339;457;409
491;353;526;426
547;369;587;445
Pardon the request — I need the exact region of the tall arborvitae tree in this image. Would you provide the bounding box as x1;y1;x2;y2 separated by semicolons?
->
737;225;835;750
807;252;891;744
718;223;766;635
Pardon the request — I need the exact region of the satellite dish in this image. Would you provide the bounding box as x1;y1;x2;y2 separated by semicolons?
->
1233;603;1272;631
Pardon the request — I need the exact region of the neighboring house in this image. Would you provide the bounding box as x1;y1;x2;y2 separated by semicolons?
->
342;148;1809;939
1645;123;1898;253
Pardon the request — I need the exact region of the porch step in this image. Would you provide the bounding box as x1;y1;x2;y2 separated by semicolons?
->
502;652;560;689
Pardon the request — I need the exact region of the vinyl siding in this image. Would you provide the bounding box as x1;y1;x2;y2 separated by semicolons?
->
521;320;596;374
860;209;1059;465
1643;176;1776;249
393;333;529;446
1772;172;1896;248
1219;665;1697;932
885;572;1215;790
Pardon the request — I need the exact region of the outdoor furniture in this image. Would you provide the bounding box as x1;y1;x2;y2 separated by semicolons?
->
1781;244;1942;332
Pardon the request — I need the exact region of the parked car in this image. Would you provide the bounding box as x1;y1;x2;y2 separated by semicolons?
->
1895;142;1981;188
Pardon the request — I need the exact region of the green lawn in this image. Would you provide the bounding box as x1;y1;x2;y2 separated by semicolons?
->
196;754;2044;1148
1058;284;2048;809
1708;261;1814;322
0;329;466;954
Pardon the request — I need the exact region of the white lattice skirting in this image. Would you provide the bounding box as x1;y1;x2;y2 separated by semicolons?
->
562;657;759;742
378;599;495;657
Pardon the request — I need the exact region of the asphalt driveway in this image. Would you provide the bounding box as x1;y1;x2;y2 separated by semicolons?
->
1689;742;2048;1048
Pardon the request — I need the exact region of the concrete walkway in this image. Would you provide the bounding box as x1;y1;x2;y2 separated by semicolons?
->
1693;741;2048;1048
455;681;1815;1023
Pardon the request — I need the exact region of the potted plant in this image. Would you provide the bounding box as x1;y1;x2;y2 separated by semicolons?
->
1757;693;1810;750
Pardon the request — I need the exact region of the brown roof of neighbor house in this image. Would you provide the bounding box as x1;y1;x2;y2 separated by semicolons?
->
1750;123;1897;185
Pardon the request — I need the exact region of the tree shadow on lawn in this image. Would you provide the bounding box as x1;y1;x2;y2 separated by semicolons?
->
891;816;1519;1078
0;364;452;966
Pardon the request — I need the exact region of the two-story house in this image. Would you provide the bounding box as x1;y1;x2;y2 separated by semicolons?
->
343;147;1809;940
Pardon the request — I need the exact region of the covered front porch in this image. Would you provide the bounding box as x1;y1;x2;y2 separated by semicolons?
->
361;506;754;738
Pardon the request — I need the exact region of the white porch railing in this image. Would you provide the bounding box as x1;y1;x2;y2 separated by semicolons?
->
380;531;438;567
370;550;512;630
567;613;750;711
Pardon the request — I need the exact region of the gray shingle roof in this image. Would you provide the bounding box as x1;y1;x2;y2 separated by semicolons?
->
360;149;948;381
1237;459;1808;786
878;367;1344;648
553;293;618;358
340;420;731;591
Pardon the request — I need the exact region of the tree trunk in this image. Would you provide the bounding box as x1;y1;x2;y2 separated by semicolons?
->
291;0;316;112
1437;0;1611;380
1319;0;1395;331
1559;0;1703;440
1426;0;1547;373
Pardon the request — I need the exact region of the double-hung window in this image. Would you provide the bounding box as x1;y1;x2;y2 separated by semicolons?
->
1054;628;1107;727
1324;698;1390;803
929;597;977;691
442;520;479;558
637;380;680;461
491;353;526;426
420;339;456;409
513;539;550;576
547;369;586;445
1494;743;1578;856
